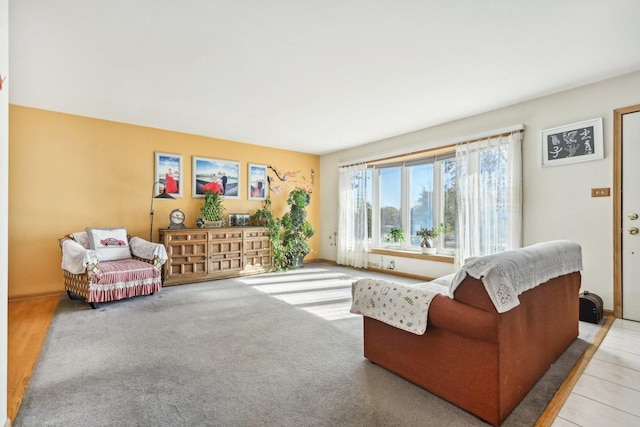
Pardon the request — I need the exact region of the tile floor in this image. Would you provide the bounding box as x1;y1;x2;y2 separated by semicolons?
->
553;318;640;426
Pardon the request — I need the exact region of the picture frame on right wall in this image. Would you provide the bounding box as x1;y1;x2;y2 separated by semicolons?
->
248;163;268;200
541;117;604;167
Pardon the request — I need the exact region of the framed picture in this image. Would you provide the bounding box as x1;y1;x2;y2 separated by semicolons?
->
228;213;249;227
192;156;240;199
248;163;268;200
154;152;183;197
541;118;604;167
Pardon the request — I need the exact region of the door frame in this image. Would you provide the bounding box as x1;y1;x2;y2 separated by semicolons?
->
613;104;640;318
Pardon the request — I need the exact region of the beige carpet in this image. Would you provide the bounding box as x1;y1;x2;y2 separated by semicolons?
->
14;263;599;426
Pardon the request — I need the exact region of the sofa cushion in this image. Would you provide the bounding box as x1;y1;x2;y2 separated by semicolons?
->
85;227;132;261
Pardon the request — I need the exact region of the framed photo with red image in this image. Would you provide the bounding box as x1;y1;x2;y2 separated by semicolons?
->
192;156;240;199
248;163;268;200
154;152;183;198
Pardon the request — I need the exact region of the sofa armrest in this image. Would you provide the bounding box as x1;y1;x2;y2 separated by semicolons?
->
129;236;168;268
60;238;100;275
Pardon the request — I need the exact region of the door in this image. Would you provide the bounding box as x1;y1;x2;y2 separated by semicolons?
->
618;106;640;320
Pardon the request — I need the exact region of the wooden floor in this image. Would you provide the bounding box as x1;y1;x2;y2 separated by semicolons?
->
6;294;612;425
7;295;59;423
552;318;640;426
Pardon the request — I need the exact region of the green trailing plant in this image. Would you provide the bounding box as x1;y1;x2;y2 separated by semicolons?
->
416;223;448;248
385;227;405;243
250;198;275;227
200;190;226;222
250;198;286;269
279;187;315;270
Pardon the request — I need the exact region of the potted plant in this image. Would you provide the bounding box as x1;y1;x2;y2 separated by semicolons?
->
416;223;448;254
199;190;226;228
279;187;315;270
385;227;405;245
250;198;275;227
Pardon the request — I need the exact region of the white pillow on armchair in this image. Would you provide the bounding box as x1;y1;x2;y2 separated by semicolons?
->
85;227;133;261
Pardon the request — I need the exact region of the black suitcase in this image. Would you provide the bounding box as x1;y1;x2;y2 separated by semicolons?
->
579;291;603;324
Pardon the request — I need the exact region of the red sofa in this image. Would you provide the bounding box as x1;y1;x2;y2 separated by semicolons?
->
358;244;581;426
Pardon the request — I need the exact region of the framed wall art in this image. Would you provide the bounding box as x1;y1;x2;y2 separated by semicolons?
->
248;163;268;200
154;152;183;197
541;117;603;167
228;213;250;227
192;156;240;199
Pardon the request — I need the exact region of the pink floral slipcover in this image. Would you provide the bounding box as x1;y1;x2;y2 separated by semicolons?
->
88;259;162;303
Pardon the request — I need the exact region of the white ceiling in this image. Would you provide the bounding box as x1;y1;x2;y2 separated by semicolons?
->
8;1;640;155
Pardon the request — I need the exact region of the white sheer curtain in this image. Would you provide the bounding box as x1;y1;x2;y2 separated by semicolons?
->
337;163;369;268
455;131;523;268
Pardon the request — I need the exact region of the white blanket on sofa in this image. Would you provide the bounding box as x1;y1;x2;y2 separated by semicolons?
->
350;278;450;335
450;240;583;313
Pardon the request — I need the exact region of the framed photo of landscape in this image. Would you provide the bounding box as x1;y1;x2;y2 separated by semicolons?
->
154;152;183;197
541;118;603;167
192;156;240;199
248;163;268;200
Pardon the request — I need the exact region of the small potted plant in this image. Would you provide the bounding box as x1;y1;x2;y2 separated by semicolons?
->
385;227;405;245
416;223;448;254
199;190;226;228
250;198;275;227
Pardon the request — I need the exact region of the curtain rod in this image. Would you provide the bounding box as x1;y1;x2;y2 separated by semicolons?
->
338;124;525;167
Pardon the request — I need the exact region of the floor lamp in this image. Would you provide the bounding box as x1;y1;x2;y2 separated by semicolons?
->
150;181;175;241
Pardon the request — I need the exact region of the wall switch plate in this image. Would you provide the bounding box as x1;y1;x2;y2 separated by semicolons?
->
591;187;611;197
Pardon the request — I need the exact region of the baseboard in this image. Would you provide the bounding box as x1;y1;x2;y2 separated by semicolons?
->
308;258;337;265
9;291;64;303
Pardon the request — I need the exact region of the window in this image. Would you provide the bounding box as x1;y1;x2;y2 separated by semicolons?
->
338;128;522;267
377;166;402;242
370;152;456;254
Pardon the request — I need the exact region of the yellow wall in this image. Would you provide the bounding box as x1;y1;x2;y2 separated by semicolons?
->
8;105;320;298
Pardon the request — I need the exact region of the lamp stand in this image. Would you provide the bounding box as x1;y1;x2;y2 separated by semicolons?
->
150;181;175;241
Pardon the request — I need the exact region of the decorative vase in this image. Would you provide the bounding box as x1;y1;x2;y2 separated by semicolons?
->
422;247;437;255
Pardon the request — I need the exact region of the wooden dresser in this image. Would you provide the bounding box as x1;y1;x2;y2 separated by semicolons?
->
158;227;272;286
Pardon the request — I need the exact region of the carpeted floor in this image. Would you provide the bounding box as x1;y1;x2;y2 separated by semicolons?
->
14;263;599;427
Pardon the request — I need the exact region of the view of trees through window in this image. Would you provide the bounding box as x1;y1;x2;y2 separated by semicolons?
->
356;138;513;256
441;157;457;250
378;167;401;241
409;163;434;246
374;156;457;252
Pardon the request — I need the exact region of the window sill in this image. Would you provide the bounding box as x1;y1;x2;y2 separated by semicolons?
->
368;248;454;264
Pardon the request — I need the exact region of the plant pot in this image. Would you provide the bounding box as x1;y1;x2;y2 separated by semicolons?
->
291;255;304;269
421;247;437;255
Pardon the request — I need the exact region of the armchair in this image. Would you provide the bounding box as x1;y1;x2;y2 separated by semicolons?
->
60;227;168;308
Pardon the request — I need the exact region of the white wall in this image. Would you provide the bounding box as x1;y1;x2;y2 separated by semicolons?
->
320;71;640;311
1;0;9;424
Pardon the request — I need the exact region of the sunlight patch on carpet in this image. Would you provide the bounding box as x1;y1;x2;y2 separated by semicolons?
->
300;301;359;320
270;287;352;305
240;267;358;322
251;277;353;294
